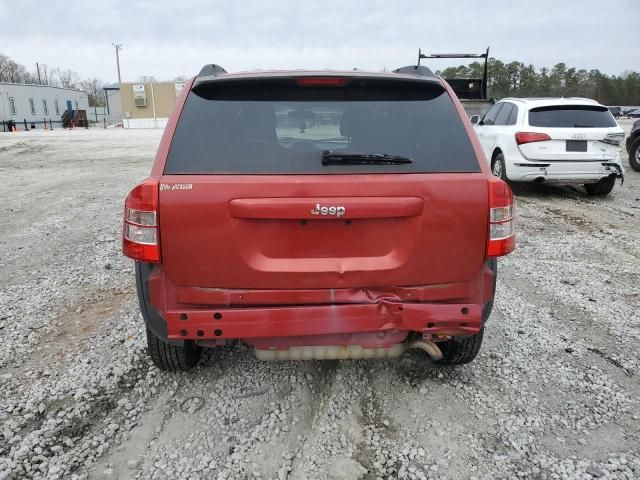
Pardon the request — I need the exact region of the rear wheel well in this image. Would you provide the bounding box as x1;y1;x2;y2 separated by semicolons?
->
491;148;503;163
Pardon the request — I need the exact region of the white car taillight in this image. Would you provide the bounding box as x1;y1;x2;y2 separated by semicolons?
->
122;179;161;263
488;178;515;257
515;132;551;145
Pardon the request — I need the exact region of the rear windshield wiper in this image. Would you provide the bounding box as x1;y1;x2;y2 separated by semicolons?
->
321;150;413;166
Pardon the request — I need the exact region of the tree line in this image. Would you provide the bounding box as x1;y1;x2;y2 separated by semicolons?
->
438;59;640;106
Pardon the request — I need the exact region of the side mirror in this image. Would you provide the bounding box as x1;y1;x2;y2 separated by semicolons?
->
470;115;480;125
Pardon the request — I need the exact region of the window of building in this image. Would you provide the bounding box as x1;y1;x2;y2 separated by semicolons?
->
43;99;48;115
9;97;16;115
29;98;36;115
54;99;60;115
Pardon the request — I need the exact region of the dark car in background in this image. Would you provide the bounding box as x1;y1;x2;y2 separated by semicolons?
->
626;119;640;171
608;106;622;118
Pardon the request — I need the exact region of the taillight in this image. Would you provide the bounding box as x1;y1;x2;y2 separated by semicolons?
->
122;179;160;263
515;132;551;145
296;77;351;87
487;178;515;257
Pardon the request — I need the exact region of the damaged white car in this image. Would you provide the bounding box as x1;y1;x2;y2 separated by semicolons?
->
472;97;625;196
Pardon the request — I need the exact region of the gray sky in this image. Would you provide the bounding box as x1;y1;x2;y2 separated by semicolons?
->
2;0;639;83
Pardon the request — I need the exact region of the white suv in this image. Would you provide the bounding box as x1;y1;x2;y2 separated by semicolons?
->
472;98;625;196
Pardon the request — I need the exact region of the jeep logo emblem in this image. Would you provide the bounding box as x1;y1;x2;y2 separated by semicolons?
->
311;203;346;217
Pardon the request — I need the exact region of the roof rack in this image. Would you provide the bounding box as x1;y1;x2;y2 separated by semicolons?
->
417;47;490;100
198;64;227;77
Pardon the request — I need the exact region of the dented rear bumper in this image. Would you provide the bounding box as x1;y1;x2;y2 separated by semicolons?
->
164;302;483;341
136;261;495;347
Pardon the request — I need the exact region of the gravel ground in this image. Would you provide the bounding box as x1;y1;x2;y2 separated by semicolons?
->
0;122;639;480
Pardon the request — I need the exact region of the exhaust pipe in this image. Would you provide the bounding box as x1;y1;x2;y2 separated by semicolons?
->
254;339;443;361
408;340;444;361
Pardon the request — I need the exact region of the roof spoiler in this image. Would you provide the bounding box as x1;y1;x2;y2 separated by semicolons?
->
198;64;227;77
417;47;490;100
392;65;434;77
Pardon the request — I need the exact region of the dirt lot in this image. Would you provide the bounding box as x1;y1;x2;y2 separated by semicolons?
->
0;122;639;480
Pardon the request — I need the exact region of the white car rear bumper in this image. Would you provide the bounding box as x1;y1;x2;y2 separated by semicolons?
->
508;158;624;184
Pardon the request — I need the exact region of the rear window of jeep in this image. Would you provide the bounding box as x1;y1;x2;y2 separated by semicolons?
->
165;78;480;174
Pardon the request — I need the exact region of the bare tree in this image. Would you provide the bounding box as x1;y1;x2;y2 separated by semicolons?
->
81;78;106;106
53;68;81;89
138;76;157;82
0;54;10;80
173;75;188;82
0;55;34;83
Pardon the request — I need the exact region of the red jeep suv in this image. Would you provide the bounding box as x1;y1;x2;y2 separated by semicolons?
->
123;64;515;371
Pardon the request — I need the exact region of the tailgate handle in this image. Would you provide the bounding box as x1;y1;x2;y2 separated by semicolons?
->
229;197;424;220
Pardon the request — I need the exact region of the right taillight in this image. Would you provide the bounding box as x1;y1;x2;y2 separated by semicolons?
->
122;179;160;263
487;178;515;257
515;132;551;145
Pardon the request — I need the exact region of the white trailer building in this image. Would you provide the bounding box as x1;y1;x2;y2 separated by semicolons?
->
0;83;89;131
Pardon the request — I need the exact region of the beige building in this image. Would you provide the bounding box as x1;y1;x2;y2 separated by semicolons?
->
119;81;185;128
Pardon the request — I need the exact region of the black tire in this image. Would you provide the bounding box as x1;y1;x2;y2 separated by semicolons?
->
434;259;494;366
629;137;640;172
491;152;507;181
146;328;202;371
436;328;484;366
584;175;616;196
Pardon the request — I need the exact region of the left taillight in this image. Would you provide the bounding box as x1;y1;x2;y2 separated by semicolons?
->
487;178;515;257
122;179;160;263
515;132;551;145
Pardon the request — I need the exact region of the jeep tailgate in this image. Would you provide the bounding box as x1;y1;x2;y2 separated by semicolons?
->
156;74;489;290
158;174;488;289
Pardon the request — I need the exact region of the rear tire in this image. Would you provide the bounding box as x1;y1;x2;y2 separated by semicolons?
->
491;152;507;181
584;175;616;196
146;328;202;371
436;328;484;366
629;137;640;172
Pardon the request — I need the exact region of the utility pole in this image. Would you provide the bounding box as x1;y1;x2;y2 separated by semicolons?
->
36;63;42;84
112;43;123;84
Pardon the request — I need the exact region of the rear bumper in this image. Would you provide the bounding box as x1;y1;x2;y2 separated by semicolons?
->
136;261;495;348
508;159;624;184
165;302;482;341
